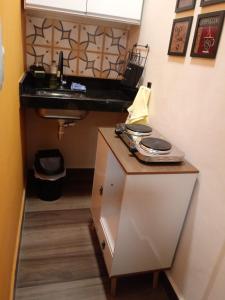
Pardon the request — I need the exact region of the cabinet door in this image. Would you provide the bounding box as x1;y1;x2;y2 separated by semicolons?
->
25;0;87;14
91;133;109;228
100;150;125;255
87;0;143;24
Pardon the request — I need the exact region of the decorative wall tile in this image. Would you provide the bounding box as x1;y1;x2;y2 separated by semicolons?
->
78;52;102;77
26;16;52;46
26;45;52;71
25;15;129;79
104;28;128;55
53;20;79;49
80;25;104;52
102;54;125;79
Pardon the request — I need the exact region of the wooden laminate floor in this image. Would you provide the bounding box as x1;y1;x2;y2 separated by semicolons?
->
15;172;170;300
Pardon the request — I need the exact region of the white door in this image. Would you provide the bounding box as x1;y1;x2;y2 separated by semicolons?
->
91;134;109;227
25;0;87;14
87;0;143;23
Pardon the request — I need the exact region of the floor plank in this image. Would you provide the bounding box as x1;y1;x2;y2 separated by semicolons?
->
16;277;108;300
17;253;106;288
19;224;101;260
16;275;169;300
23;208;92;229
25;195;91;212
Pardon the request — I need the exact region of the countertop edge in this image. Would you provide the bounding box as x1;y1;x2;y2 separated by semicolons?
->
19;72;137;112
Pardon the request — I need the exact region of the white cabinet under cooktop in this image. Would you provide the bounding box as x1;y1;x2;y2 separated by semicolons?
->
91;128;198;286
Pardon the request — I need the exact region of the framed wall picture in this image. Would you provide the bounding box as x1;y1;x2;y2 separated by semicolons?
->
190;11;225;58
168;17;193;56
175;0;196;12
200;0;225;7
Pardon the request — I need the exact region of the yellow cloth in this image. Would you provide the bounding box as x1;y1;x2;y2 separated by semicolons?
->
125;85;151;125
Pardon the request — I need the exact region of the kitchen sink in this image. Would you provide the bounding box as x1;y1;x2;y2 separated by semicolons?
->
34;89;85;99
37;108;88;119
34;88;88;119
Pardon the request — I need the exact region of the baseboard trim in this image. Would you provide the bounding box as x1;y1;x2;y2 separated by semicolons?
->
163;271;185;300
66;168;95;180
10;188;26;300
161;271;179;300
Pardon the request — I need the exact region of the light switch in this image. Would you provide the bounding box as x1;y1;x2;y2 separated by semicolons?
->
0;20;4;90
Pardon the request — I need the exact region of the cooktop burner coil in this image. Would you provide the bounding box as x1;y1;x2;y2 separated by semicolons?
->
140;137;172;155
125;124;152;136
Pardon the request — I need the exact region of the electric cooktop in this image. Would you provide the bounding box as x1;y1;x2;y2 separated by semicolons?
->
115;123;184;163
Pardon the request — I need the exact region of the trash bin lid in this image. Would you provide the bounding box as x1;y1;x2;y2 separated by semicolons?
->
34;169;66;181
34;149;64;175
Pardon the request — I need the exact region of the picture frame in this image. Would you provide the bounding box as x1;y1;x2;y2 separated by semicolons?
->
190;11;225;58
168;17;193;56
175;0;196;12
200;0;225;7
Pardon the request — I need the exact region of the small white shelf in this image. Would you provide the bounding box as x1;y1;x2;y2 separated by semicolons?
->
91;130;198;277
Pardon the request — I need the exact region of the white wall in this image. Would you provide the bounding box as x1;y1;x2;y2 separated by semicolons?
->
139;1;225;299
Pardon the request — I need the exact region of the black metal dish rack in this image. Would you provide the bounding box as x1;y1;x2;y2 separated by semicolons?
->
121;43;149;88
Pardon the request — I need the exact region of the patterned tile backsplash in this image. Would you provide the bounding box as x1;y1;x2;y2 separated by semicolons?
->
26;16;130;79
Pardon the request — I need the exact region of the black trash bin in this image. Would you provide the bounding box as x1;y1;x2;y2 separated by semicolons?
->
34;149;66;201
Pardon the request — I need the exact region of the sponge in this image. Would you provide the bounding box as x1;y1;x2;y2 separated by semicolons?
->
71;82;86;92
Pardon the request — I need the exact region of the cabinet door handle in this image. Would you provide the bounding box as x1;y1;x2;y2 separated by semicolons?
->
101;240;106;250
99;185;103;195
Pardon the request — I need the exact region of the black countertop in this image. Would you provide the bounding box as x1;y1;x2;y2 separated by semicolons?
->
20;72;138;112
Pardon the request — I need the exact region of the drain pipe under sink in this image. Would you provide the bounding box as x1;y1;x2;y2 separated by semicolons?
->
58;119;76;140
36;108;89;140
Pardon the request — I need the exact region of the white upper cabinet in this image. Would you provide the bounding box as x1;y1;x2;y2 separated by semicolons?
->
24;0;144;24
86;0;144;24
24;0;87;15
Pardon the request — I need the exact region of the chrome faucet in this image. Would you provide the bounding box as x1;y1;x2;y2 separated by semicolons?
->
57;51;64;88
